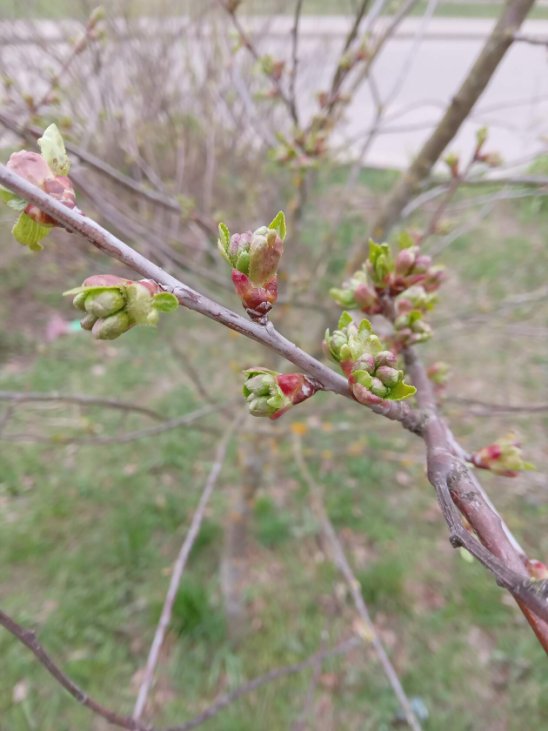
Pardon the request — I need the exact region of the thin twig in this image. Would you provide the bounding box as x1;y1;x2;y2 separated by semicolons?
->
0;391;164;420
444;396;548;415
1;403;222;445
288;0;304;127
163;637;361;731
133;415;242;720
292;435;422;731
0;609;150;731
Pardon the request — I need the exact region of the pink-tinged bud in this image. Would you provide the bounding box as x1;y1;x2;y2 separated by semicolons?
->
350;380;383;406
243;368;318;419
276;373;319;406
249;227;284;286
82;274;129;288
231;270;278;322
353;353;376;374
375;366;401;388
471;432;534;477
414;254;432;273
7;150;51;188
7;150;77;226
354;281;381;313
423;265;447;293
394;247;416;276
527;559;548;581
375;351;398;368
370;377;389;398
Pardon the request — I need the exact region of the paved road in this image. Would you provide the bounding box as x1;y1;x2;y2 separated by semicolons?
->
258;18;548;169
1;17;547;170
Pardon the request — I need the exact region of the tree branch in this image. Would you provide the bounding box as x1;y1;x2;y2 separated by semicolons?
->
0;390;164;420
0;163;422;434
0;609;150;731
351;0;535;262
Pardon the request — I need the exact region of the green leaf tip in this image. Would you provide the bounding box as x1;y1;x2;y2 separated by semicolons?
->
388;381;416;401
152;292;179;312
38;123;70;176
269;210;286;241
218;222;230;248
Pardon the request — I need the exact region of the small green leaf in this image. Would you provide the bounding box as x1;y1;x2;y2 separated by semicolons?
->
38;123;70;176
358;318;372;333
12;213;51;251
337;311;353;329
268;210;286;241
352;370;372;388
218;222;230;249
152;292;179;312
388;381;416;401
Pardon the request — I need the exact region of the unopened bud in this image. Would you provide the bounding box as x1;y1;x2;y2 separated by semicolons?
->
375;366;401;387
91;311;131;340
80;313;97;331
394;247;416;277
84;289;125;318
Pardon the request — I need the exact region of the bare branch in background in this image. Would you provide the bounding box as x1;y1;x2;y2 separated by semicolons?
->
133;415;241;721
351;0;536;263
293;434;423;731
164;637;361;731
0;390;164;420
0;609;150;731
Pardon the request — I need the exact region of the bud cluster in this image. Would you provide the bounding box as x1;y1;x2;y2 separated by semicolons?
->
2;124;76;250
330;237;446;348
324;312;416;405
218;211;286;322
64;274;179;340
471;432;534;478
242;368;319;419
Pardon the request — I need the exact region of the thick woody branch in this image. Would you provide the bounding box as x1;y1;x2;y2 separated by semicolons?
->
404;348;548;646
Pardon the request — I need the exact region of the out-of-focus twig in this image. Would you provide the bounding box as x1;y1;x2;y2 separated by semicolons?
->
132;414;241;721
163;636;361;731
0;609;150;731
0;391;164;420
292;435;422;731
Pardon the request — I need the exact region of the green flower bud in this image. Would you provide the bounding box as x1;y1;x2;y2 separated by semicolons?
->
84;288;125;318
80;313;97;331
91;311;131;340
370;377;389;398
375;365;401;387
72;291;88;311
